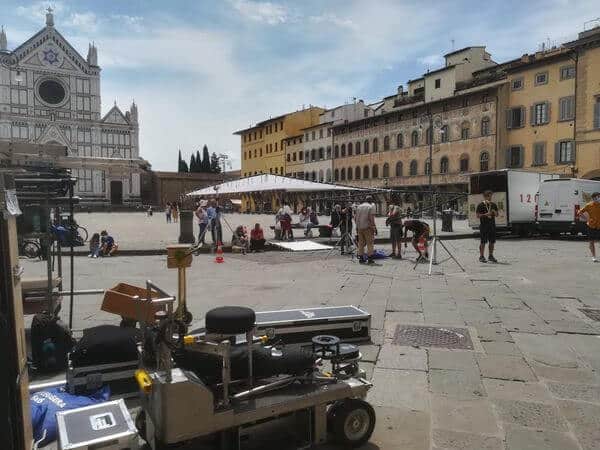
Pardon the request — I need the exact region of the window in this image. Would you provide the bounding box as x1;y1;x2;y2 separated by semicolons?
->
286;154;291;162
260;148;263;157
435;78;441;89
319;170;324;182
460;155;469;172
292;152;297;162
409;160;418;176
372;164;379;178
11;89;27;105
506;107;525;128
480;151;489;171
305;152;310;163
411;130;419;146
355;166;361;179
334;145;339;158
326;169;332;182
440;157;449;174
76;169;93;192
397;133;403;148
326;146;331;158
334;169;339;181
531;102;550;125
424;158;431;175
363;165;370;179
275;142;278;151
348;142;353;156
373;138;379;152
384;135;390;150
511;77;524;91
364;140;369;154
441;125;449;142
461;123;470;140
395;161;403;177
383;163;390;178
533;142;546;166
341;144;346;157
355;141;361;154
535;71;548;86
312;131;316;140
11;123;28;139
559;96;575;121
347;167;353;180
560;65;576;80
555;140;575;164
463;97;470;107
319;147;324;159
506;146;523;168
327;128;332;137
425;127;432;145
341;168;346;181
298;150;303;160
481;117;490;136
319;129;323;138
595;97;600;129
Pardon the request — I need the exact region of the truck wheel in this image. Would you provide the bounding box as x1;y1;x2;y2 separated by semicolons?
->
331;399;376;448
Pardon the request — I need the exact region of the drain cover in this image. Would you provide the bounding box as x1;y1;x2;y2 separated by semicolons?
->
580;308;600;322
393;325;474;350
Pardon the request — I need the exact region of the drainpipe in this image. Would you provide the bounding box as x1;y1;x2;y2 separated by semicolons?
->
571;50;578;177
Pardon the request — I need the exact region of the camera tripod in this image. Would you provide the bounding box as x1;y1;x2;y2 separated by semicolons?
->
325;214;357;260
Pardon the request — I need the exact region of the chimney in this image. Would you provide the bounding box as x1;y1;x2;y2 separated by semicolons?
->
397;85;404;96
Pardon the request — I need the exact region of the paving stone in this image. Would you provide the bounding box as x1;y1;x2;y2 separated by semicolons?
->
429;369;485;399
423;309;466;326
497;309;555;334
361;361;375;380
368;369;429;411
530;360;600;385
384;311;425;338
493;399;568;431
377;344;427;371
505;426;581;450
369;328;384;345
485;296;526;310
547;320;599;335
458;305;500;325
483;379;554;404
477;354;537;382
428;349;479;371
512;333;579;369
368;407;430;450
547;382;600;403
475;324;514;342
482;341;522;356
358;344;380;363
558;400;600;450
432;429;504;450
431;396;499;435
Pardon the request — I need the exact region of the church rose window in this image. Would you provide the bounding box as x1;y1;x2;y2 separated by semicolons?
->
38;79;66;105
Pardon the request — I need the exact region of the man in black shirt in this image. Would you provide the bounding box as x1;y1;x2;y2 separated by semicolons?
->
476;190;498;263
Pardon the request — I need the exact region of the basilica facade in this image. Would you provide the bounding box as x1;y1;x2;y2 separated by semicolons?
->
0;9;147;206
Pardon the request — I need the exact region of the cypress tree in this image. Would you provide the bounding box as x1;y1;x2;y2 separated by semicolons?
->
210;152;221;173
190;153;196;172
201;145;211;172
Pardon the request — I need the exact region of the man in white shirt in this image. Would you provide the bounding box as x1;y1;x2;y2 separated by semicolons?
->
355;196;377;264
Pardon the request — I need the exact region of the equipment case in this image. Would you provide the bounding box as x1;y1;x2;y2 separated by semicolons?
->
67;357;139;398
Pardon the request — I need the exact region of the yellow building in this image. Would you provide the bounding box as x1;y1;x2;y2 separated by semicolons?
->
234;106;323;211
283;134;304;178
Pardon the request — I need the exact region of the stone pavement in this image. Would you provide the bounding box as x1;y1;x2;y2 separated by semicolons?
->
23;237;600;450
72;211;473;250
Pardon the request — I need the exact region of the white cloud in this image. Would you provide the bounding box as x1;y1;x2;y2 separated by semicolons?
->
418;54;444;69
309;13;357;30
110;15;144;33
16;1;66;23
66;12;98;32
229;0;291;25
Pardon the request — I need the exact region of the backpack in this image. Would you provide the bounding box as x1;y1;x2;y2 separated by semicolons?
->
31;314;74;373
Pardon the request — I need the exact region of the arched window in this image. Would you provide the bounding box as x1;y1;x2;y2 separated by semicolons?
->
340;168;346;181
441;125;449;143
461;121;470;140
348;142;353;156
395;161;403;177
355;166;361;179
311;171;317;181
305;152;310;163
318;147;324;159
334;145;339;158
397;133;403;148
410;160;418;176
363;165;370;179
480;151;489;171
383;163;390;178
383;136;390;151
364;140;369;154
334;168;339;181
318;170;324;182
280;166;283;174
326;146;331;158
372;164;379;178
326;168;332;182
341;144;346;157
411;130;419;146
425;158;431;175
425;127;432;145
481;117;490;136
460;154;469;172
373;138;379;152
311;149;316;161
355;141;361;155
347;167;353;180
440;156;449;174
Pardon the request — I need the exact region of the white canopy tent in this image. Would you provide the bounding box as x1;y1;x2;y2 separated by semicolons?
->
186;174;366;197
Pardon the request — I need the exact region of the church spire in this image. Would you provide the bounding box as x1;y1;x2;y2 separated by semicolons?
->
0;26;7;52
87;42;98;66
45;7;54;27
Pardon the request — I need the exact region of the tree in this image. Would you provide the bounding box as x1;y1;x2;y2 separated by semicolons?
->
201;145;211;172
210;152;221;173
195;150;201;173
189;153;196;172
177;149;188;173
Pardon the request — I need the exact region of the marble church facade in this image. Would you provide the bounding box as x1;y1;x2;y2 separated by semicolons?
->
0;9;147;206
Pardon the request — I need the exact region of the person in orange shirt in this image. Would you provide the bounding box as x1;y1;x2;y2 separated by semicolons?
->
577;192;600;262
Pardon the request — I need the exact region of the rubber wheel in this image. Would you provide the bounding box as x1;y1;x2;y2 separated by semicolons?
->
330;399;376;448
22;241;41;259
205;306;255;334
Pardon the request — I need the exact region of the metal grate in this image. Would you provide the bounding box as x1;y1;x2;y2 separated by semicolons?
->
580;308;600;322
393;325;474;350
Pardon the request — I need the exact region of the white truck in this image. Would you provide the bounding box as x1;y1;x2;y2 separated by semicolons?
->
468;169;559;235
537;178;600;235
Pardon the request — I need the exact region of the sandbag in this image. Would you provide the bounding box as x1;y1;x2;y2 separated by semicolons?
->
31;314;74;373
71;325;139;366
30;385;110;446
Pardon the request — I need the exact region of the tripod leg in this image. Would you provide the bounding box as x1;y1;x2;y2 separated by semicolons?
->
428;237;435;275
438;239;466;272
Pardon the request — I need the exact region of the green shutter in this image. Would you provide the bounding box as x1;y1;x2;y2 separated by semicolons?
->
518;146;524;168
554;142;560;164
505;148;512;168
530;105;535;126
594;102;600;129
545;101;551;124
506;109;512;129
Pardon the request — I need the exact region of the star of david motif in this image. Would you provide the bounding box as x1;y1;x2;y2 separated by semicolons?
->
42;49;60;65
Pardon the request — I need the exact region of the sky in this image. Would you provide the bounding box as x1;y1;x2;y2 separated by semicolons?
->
3;0;599;171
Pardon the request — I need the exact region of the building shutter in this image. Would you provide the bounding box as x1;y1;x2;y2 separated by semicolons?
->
518;147;524;168
554;142;560;164
545;102;551;124
530;105;535;126
571;143;576;163
520;106;526;127
505;148;512;168
506;110;512;129
594;101;600;129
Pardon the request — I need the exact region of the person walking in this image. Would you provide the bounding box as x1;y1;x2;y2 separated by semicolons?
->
476;190;498;263
387;201;403;259
165;202;172;223
195;204;209;244
355;196;377;264
172;202;179;223
576;192;600;262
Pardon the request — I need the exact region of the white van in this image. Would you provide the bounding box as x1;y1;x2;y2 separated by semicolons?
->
537;178;600;235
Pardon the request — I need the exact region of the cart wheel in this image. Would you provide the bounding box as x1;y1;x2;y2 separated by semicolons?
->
330;399;376;448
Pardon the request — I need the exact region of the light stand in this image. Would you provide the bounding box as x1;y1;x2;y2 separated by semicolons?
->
325;208;357;260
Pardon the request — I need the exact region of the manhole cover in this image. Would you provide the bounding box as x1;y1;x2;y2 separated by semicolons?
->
393;325;474;350
580;308;600;322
